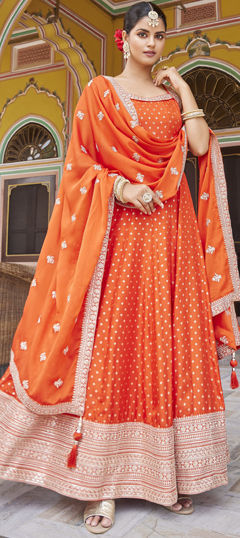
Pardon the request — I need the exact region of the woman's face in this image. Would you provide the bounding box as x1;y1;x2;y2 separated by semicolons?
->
123;16;166;65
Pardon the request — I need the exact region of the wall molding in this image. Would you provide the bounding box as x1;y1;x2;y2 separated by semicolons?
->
0;0;31;50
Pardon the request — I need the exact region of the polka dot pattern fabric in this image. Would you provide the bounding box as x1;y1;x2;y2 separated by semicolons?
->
0;99;225;427
82;99;225;426
131;97;182;139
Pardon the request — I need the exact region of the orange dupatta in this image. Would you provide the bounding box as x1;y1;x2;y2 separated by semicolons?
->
9;75;240;421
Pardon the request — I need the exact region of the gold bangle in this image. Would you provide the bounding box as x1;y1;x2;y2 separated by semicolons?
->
183;111;205;116
181;110;205;121
118;179;130;203
115;177;125;200
182;111;205;122
182;112;205;116
182;113;205;121
181;108;204;117
116;180;123;201
114;175;124;197
183;117;205;122
114;177;130;203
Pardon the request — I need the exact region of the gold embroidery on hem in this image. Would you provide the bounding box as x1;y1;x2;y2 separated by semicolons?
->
0;392;229;505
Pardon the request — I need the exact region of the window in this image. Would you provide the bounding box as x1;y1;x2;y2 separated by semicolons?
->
182;67;240;129
176;0;217;28
12;40;53;71
2;175;56;262
4;123;58;163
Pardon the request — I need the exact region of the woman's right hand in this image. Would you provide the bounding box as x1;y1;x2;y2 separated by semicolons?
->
122;183;163;215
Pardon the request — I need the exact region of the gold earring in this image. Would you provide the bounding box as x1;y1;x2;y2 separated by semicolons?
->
123;41;130;60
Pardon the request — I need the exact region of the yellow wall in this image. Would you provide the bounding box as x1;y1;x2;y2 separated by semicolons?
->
0;43;12;74
220;0;240;18
0;72;66;151
27;0;116;75
0;0;239;153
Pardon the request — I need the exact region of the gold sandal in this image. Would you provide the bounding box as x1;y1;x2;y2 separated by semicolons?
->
84;499;115;534
163;496;194;515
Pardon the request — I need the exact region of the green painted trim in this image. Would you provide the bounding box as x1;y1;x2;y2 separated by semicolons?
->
11;28;38;38
0;164;63;186
0;0;29;48
217;136;240;143
93;0;127;15
92;0;173;15
1;165;62;173
179;59;240;83
0;117;62;162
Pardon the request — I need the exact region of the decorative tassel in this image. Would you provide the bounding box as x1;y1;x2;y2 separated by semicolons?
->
67;417;83;468
230;352;239;390
67;442;78;468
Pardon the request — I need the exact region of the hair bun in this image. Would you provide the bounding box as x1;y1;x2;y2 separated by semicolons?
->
114;29;124;51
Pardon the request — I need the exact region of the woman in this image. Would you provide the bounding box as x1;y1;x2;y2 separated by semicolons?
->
0;1;239;535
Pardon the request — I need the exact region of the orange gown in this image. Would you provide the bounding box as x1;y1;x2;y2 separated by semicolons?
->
0;86;233;505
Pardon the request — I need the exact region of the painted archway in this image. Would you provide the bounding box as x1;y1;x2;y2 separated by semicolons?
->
22;12;97;96
178;59;240;146
0;0;32;55
1;4;97;99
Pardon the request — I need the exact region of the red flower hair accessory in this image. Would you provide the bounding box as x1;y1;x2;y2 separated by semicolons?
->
114;29;124;52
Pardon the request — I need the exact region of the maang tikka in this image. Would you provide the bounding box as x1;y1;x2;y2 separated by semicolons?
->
147;2;159;27
122;2;159;59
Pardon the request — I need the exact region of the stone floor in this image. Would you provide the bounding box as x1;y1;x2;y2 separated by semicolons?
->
0;358;239;538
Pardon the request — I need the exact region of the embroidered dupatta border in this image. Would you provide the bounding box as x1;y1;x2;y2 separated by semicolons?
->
73;194;115;416
10;193;115;415
210;135;240;345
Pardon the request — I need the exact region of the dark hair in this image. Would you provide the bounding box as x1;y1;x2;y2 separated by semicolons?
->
124;2;167;34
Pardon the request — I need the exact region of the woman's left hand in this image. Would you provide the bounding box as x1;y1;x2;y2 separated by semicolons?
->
153;66;188;96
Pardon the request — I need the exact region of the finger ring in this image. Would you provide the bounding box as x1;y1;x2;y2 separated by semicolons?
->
162;65;168;70
142;192;153;204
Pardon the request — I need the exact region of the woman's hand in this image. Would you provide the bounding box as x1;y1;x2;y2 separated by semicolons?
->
153;66;188;96
122;183;163;215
